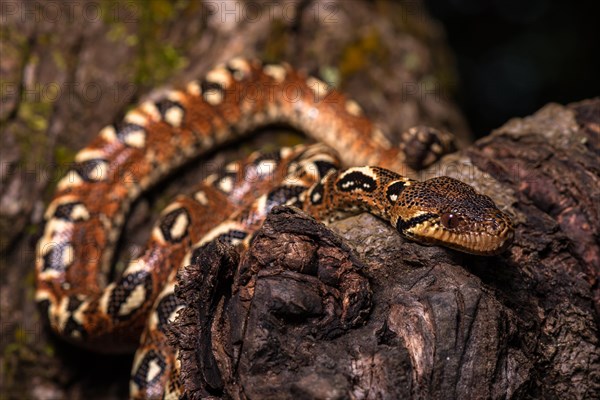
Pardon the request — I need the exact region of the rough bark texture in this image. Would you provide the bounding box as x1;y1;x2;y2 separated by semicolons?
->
173;100;600;400
1;0;598;399
173;98;600;400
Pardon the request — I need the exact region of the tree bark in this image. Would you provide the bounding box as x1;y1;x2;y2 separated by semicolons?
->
172;99;600;399
1;1;598;399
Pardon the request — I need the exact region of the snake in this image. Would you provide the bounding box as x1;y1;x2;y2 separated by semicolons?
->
35;58;514;399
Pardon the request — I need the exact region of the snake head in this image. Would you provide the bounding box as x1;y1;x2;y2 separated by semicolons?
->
394;176;514;255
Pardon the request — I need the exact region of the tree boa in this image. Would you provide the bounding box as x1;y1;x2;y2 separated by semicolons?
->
35;58;514;399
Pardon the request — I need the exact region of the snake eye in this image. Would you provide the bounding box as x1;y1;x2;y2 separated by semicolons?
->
441;212;460;229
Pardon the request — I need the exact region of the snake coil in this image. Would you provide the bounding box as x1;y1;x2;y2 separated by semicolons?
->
35;58;513;399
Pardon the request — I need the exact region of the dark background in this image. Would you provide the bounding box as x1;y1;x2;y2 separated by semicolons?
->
425;0;600;137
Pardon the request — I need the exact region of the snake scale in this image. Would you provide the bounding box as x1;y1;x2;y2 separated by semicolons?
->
35;58;514;399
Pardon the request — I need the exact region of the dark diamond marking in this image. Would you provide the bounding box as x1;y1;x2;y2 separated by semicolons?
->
74;159;108;182
155;293;181;334
215;230;248;245
201;80;224;95
226;64;246;81
337;171;377;193
155;99;185;122
42;243;71;272
159;208;190;243
115;123;146;147
54;202;87;221
266;185;306;211
131;350;167;389
314;160;337;179
386;181;406;204
107;270;152;321
310;182;324;205
63;317;87;339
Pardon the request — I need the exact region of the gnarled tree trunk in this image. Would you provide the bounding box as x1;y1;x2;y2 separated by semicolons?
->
1;1;598;399
172;100;600;400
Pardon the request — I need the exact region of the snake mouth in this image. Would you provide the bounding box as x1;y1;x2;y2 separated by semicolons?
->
404;219;514;256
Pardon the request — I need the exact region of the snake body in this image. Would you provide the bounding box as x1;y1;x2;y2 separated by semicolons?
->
35;58;513;399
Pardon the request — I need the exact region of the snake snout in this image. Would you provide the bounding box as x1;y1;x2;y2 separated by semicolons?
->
443;201;514;255
470;210;514;255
